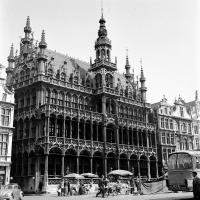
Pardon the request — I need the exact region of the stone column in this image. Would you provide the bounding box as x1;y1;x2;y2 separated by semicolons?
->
147;159;151;180
90;157;93;173
55;116;57;137
102;96;107;176
138;159;141;178
96;123;98;141
115;125;120;169
103;124;107;176
127;158;130;171
34;157;40;192
127;127;129;145
77;156;79;174
156;159;159;178
61;154;65;178
43;154;48;192
70;118;72;138
45;116;50;136
63;116;66;139
137;129;139;147
83;121;86;140
146;131;149;148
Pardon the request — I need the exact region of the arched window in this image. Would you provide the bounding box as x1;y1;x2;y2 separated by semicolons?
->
51;90;57;104
129;108;133;119
79;96;84;109
85;97;90;110
86;79;91;87
107;50;110;60
61;73;66;82
124;107;128;118
58;92;64;106
26;68;30;79
72;95;78;108
95;74;102;88
96;50;100;59
105;73;113;88
119;105;124;117
46;90;51;103
66;93;71;107
48;69;53;77
101;49;105;59
74;76;78;85
20;70;25;82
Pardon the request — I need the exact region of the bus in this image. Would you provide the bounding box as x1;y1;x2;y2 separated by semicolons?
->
166;150;200;192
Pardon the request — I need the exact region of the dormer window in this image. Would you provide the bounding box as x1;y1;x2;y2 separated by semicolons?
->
1;108;11;126
61;73;66;82
180;107;184;117
48;69;53;77
2;93;7;102
105;73;113;88
20;70;25;81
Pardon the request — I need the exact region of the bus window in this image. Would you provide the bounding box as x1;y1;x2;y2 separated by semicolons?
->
196;157;200;169
168;154;177;169
177;153;192;169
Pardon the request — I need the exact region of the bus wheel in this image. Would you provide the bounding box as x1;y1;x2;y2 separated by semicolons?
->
166;179;169;187
184;179;188;190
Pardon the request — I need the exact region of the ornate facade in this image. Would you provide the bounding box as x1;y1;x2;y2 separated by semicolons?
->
0;64;14;186
6;15;158;192
185;91;200;150
152;96;194;175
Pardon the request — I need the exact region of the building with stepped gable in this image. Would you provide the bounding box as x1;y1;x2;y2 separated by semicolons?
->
0;64;14;186
6;15;157;192
152;93;200;175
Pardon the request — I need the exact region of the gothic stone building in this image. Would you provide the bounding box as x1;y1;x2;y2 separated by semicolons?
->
0;64;14;186
6;15;158;192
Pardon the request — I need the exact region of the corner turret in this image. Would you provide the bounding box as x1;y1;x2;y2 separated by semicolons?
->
37;30;47;74
125;50;131;80
6;44;15;86
139;59;147;102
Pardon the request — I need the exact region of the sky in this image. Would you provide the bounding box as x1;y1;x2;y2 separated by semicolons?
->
0;0;199;104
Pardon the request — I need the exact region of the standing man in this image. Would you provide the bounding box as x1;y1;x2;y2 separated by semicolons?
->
192;171;200;200
96;175;105;198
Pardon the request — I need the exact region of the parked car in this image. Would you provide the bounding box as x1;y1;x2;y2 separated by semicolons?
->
0;183;23;200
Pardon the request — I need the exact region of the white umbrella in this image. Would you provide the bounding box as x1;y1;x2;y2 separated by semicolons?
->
81;173;99;178
108;170;133;176
64;173;84;179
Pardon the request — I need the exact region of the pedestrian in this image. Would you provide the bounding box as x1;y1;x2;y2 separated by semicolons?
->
96;175;105;198
61;180;65;196
57;183;61;196
67;180;71;196
64;182;68;197
130;177;134;194
135;176;141;195
192;171;200;200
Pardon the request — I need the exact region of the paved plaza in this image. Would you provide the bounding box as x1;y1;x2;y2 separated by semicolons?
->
23;192;193;200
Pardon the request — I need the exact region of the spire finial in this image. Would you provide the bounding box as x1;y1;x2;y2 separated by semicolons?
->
7;43;15;62
101;0;104;19
24;16;32;33
26;16;30;27
41;30;46;43
125;49;130;66
195;90;198;101
39;30;47;49
140;58;143;69
10;43;14;57
140;58;145;81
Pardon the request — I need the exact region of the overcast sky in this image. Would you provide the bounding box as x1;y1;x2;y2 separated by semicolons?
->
0;0;199;104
